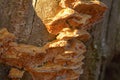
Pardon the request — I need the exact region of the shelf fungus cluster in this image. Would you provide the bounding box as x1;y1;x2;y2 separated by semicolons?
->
0;0;106;80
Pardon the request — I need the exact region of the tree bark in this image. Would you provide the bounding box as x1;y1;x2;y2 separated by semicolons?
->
0;0;119;80
80;0;120;80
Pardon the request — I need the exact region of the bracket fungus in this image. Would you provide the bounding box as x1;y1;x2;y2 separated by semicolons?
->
0;29;86;80
8;68;25;79
0;0;107;80
46;0;107;34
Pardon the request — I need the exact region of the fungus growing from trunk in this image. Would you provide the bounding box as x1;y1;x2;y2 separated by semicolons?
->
0;0;107;80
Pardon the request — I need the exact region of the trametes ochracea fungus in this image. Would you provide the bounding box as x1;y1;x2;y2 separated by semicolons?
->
0;0;107;80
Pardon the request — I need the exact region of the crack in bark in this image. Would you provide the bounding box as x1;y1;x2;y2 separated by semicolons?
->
28;0;37;41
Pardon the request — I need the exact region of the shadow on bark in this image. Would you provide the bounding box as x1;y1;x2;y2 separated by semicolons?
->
0;0;55;80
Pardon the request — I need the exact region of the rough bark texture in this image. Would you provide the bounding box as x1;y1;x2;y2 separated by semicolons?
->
80;0;120;80
0;0;56;79
0;0;119;80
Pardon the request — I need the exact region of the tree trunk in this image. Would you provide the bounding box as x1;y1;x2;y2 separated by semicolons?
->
0;0;119;80
80;0;120;80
